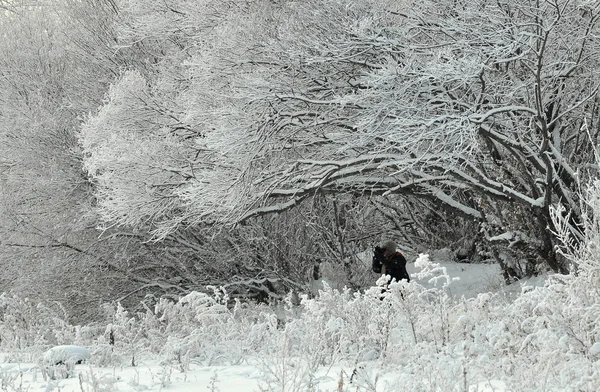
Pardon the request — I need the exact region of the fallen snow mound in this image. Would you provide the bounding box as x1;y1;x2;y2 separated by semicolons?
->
43;345;90;365
406;255;548;298
407;259;503;297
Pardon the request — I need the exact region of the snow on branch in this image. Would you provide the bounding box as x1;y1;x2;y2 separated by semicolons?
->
419;185;482;219
469;106;538;124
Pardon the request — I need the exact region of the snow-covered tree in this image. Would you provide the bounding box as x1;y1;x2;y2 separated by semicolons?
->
80;0;600;279
0;3;98;307
225;0;600;277
0;0;182;318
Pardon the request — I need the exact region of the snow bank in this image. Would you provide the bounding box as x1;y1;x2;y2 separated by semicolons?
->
408;257;503;297
43;345;90;365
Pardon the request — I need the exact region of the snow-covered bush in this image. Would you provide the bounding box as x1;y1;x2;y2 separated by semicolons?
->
0;294;76;357
255;246;599;391
98;289;279;368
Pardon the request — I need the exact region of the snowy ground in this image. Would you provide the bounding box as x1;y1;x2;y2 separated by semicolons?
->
0;360;267;391
0;356;508;392
0;261;542;392
0;360;411;392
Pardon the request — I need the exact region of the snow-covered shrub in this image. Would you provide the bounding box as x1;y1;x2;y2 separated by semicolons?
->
257;245;599;391
248;255;475;390
0;294;76;357
99;302;147;366
98;289;279;368
87;344;119;367
280;256;455;359
153;291;232;367
257;327;322;392
482;178;600;390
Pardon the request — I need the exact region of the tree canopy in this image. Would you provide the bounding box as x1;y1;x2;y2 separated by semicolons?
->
81;0;600;278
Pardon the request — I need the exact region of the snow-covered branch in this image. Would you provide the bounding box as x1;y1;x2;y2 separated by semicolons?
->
77;0;600;276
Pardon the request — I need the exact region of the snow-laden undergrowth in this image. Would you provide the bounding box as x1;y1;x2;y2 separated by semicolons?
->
0;249;599;391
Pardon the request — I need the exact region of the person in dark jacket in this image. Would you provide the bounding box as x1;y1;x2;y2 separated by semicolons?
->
373;240;410;283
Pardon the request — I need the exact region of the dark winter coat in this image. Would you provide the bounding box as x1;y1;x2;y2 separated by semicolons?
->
382;252;410;283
